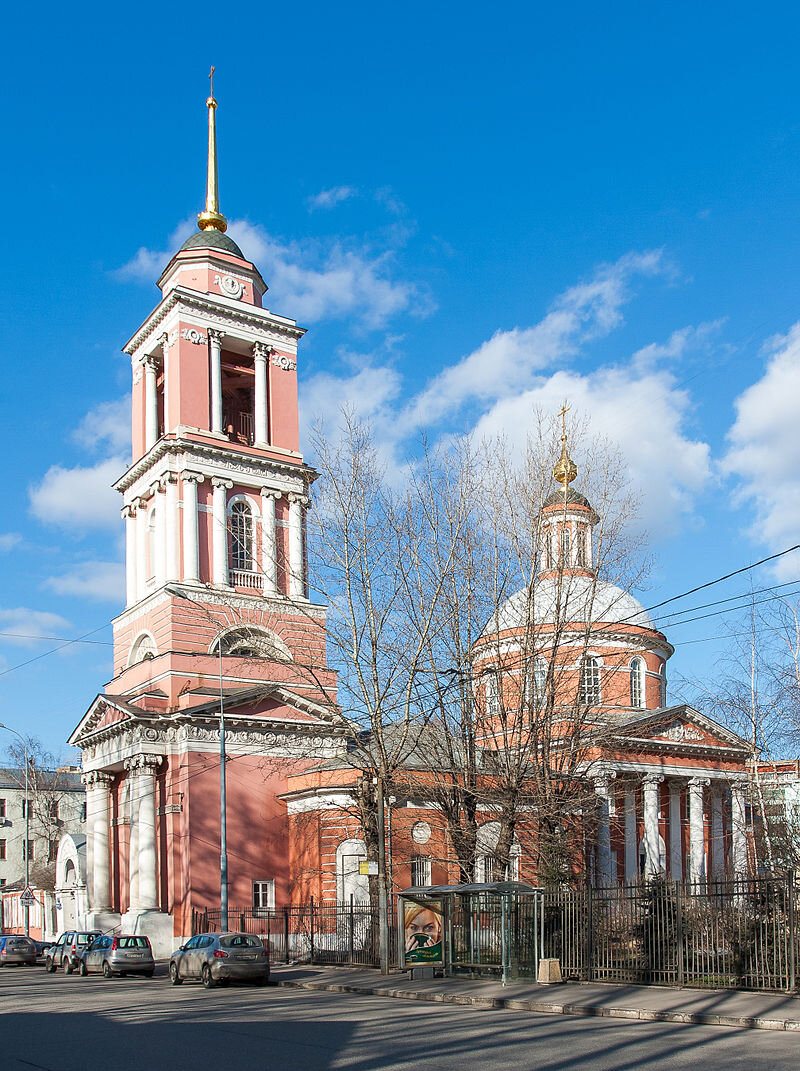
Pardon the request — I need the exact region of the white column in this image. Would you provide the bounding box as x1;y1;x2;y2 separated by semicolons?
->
288;494;306;599
669;782;683;881
688;777;709;884
144;356;159;451
124;504;137;607
151;480;166;588
710;788;724;879
594;773;614;886
209;330;225;434
261;489;279;596
125;761;139;910
181;473;202;582
159;333;171;435
624;786;638;882
82;773;96;907
135;757;160;912
136;497;149;599
642;774;663;878
212;478;233;585
89;772;113;912
253;343;269;446
731;779;748;878
165;474;179;582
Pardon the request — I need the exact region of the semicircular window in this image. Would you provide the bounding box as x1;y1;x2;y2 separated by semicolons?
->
212;626;292;662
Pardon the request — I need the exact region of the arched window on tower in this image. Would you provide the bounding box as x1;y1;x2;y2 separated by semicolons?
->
560;526;571;567
659;664;667;707
580;656;602;706
485;673;500;716
576;525;587;568
229;499;255;580
630;657;646;708
212;625;292;662
527;657;547;706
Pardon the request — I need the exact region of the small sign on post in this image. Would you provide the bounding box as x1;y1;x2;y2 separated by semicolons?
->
358;861;378;876
20;887;36;907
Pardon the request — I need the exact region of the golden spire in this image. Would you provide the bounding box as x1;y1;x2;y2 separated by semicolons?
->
197;66;228;233
553;403;577;494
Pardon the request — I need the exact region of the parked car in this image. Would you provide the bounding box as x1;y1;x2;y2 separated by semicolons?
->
169;932;269;988
44;930;102;974
32;940;53;961
79;934;155;979
0;935;37;967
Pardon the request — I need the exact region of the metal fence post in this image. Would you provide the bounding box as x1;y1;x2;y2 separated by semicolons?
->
310;896;315;964
675;882;684;988
584;884;593;983
349;894;355;964
787;875;796;992
284;906;290;965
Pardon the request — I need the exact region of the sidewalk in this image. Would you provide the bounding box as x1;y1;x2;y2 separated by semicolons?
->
271;964;800;1032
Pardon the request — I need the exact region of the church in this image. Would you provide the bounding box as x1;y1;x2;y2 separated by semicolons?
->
62;82;754;954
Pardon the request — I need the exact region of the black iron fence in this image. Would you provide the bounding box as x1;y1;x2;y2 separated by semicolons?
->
193;875;799;992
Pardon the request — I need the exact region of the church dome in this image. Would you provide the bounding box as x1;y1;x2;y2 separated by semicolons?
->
179;228;245;259
542;487;593;509
485;574;657;635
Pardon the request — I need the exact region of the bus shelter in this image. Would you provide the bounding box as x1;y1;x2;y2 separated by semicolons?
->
397;881;544;984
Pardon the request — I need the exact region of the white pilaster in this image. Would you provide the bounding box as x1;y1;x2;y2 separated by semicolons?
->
642;774;663;878
181;473;203;582
151;480;166;588
253;343;269;446
125;761;139;910
730;779;748;878
136;497;149;599
144;356;159;451
124;505;137;607
82;773;96;906
134;756;161;912
261;488;279;596
209;329;225;435
688;777;709;884
594;773;614;886
88;772;113;912
164;474;179;582
624;786;638;882
212;478;233;585
669;782;683;881
288;494;306;600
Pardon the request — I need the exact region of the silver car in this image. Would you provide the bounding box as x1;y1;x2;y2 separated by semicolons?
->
169;932;269;988
0;935;37;967
79;934;155;978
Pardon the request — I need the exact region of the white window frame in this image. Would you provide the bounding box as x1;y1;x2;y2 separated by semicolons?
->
630;657;645;709
410;855;431;888
252;879;275;914
580;656;602;706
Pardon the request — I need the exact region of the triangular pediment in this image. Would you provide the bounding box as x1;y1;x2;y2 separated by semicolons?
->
68;694;140;746
612;705;750;753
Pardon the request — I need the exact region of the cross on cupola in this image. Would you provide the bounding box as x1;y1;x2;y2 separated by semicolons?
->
538;405;599;579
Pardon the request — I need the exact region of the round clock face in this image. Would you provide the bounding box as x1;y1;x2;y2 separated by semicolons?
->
412;821;431;845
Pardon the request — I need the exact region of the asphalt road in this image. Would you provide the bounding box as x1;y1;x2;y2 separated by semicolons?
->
2;964;799;1071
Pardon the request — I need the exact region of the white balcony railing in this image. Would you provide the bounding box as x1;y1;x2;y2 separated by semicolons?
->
230;569;262;591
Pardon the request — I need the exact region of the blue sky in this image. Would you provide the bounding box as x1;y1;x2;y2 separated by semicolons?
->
3;1;800;757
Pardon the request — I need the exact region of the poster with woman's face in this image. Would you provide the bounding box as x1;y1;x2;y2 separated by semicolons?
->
403;900;443;964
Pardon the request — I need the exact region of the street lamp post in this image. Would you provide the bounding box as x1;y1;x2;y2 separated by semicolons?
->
166;585;228;931
0;723;30;936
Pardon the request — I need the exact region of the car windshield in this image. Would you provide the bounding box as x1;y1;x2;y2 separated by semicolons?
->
117;937;149;949
220;935;263;949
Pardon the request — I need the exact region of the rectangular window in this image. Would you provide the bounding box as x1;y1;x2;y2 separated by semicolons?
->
48;840;59;863
410;855;431;888
81;802;87;822
21;799;31;819
252;880;275;913
0;839;6;860
0;878;5;887
0;798;5;819
485;675;499;716
23;840;34;862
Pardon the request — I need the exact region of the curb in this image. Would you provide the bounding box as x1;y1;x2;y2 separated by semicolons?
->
273;977;800;1032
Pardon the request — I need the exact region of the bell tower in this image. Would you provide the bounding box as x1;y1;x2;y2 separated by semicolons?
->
108;73;326;696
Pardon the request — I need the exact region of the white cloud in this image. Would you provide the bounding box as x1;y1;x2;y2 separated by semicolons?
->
115;219;195;282
0;607;73;647
73;396;131;455
306;186;357;211
43;561;125;603
29;457;125;533
0;533;21;552
402;250;666;431
722;322;800;578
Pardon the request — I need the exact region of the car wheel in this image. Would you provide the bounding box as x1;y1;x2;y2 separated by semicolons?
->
255;973;269;986
64;959;73;975
45;959;55;974
144;970;154;979
201;964;215;989
169;962;182;986
102;961;113;979
79;960;88;977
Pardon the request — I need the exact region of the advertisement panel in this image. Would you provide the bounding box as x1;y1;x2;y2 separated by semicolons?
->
403;899;444;964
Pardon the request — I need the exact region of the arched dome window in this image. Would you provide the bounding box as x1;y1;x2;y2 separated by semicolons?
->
560;527;571;566
580;656;602;706
576;526;587;568
528;657;547;706
230;500;255;573
128;632;157;667
485;673;500;716
659;664;667;707
630;657;646;708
